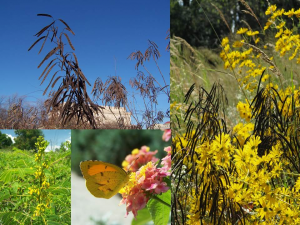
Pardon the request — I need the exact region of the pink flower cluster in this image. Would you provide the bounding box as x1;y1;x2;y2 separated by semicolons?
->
120;146;171;218
122;146;158;172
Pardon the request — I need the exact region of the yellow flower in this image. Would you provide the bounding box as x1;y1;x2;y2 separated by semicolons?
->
237;101;252;122
227;183;243;199
284;8;295;17
234;148;248;169
276;21;285;29
265;5;277;15
264;20;273;30
261;74;270;82
275;28;283;38
284;28;292;36
232;40;243;48
272;8;285;19
237;27;248;34
246;30;259;36
295;8;300;18
224;44;230;53
221;37;229;47
211;133;231;153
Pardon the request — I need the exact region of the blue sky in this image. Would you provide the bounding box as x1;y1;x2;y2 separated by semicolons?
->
0;1;170;124
0;129;71;152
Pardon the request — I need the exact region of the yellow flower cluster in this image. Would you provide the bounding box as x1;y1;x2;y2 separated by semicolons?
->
220;5;300;93
237;101;252;122
220;37;271;92
277;86;300;117
232;122;254;146
174;132;300;224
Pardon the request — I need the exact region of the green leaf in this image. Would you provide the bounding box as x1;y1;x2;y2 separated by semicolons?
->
0;168;34;183
147;190;171;225
0;189;10;201
132;207;152;225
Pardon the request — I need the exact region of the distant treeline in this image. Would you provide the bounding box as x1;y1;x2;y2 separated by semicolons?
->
171;0;300;48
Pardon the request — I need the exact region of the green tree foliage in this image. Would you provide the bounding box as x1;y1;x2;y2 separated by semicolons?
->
171;0;300;48
14;130;44;150
56;141;71;153
0;131;12;148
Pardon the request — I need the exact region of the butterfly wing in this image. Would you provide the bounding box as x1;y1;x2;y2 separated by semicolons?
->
80;160;129;199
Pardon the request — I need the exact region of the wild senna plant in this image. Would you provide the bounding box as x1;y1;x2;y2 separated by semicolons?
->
28;136;51;220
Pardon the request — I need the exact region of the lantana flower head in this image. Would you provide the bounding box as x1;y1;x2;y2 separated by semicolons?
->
122;146;158;172
119;146;171;218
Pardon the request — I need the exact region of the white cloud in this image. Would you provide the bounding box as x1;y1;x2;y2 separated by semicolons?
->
45;145;60;152
5;134;15;143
